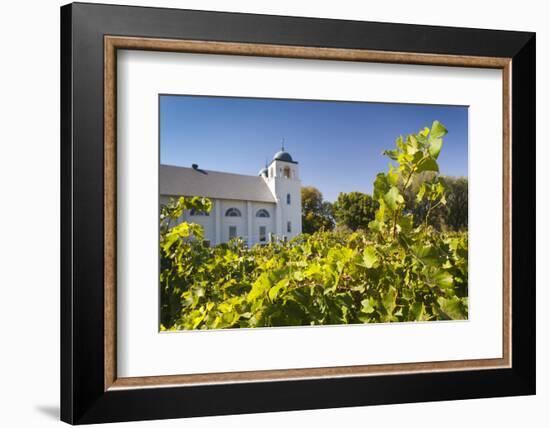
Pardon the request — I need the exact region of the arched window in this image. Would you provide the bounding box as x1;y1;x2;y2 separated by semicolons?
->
283;167;291;178
286;193;291;205
256;209;270;218
225;208;242;217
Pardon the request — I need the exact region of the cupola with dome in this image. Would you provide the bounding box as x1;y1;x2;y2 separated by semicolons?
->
255;139;302;241
258;141;299;178
271;141;298;165
272;150;297;164
258;167;268;177
258;141;300;182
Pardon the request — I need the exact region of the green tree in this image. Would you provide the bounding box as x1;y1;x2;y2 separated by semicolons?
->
442;176;468;231
403;173;467;231
301;186;334;233
333;192;378;231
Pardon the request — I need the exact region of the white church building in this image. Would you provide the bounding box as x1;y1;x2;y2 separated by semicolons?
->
160;148;302;246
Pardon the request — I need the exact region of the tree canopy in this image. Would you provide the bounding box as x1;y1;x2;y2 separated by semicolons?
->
333;191;378;231
402;172;468;231
301;186;334;233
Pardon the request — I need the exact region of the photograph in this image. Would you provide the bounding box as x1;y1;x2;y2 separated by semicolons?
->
159;95;469;330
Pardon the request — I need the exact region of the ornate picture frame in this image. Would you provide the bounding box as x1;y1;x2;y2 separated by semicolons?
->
61;2;535;424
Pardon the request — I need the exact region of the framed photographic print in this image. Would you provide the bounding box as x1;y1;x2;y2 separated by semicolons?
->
60;2;536;424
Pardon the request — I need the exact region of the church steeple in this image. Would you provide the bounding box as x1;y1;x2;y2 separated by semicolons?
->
272;140;297;165
264;140;302;239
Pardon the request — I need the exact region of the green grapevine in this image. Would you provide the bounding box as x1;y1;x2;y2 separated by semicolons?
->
160;121;468;330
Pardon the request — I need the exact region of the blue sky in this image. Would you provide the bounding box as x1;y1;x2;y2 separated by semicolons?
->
160;95;468;202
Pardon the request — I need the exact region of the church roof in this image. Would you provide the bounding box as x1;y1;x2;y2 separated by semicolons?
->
160;164;277;203
272;150;297;164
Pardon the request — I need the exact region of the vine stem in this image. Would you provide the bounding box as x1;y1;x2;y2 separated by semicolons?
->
392;161;420;239
425;199;443;228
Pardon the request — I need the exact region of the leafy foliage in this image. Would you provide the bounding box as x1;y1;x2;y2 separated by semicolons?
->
403;173;468;231
160;121;468;330
301;186;335;233
440;176;468;231
333;191;378;231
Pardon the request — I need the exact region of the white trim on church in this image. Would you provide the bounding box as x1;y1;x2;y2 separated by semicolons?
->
160;149;302;246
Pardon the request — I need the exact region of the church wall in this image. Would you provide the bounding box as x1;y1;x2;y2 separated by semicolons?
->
220;200;246;243
266;160;303;241
160;195;278;246
251;202;276;245
274;176;302;240
186;207;215;244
